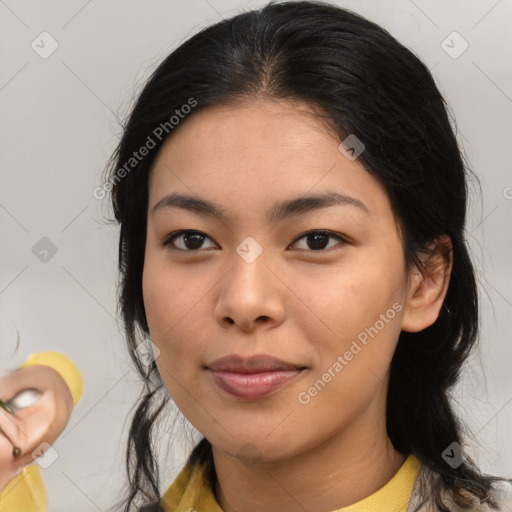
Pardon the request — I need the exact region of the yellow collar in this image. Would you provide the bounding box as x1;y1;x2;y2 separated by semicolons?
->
162;453;421;512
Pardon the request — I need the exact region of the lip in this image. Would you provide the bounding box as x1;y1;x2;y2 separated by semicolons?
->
205;354;307;399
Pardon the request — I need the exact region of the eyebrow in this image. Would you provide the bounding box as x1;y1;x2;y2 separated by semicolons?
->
151;191;370;223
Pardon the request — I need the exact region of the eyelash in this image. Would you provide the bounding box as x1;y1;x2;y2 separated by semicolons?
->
161;229;349;253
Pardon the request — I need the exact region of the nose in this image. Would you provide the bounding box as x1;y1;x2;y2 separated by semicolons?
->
213;252;286;332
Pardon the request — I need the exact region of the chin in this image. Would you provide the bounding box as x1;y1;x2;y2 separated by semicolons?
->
212;433;303;465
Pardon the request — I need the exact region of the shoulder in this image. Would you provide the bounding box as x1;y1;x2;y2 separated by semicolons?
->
444;479;512;512
407;463;512;512
485;479;512;511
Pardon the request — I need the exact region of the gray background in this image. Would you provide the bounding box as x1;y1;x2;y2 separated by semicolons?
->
0;0;511;510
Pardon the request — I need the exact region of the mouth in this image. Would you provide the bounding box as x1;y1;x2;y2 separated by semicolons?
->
205;354;307;400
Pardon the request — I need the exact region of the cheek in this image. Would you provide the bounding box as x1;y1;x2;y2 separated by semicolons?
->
296;258;403;341
142;255;202;339
142;258;212;392
142;268;201;408
293;254;404;398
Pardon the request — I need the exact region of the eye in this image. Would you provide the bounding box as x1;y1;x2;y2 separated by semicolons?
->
162;230;218;251
162;229;349;252
289;230;349;252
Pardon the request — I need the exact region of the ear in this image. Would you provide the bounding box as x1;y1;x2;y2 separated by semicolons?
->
0;365;73;492
401;234;453;333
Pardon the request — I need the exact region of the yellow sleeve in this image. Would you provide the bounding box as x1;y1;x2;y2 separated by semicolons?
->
0;466;47;512
0;352;84;512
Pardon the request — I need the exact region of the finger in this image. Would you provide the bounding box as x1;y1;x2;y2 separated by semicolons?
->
0;407;26;452
0;399;15;414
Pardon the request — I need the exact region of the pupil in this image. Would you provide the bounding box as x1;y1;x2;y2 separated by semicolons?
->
308;233;328;250
185;232;204;250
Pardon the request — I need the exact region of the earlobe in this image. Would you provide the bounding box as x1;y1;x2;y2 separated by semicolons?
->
401;235;453;333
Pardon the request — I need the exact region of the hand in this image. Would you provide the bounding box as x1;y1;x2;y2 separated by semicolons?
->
0;365;74;492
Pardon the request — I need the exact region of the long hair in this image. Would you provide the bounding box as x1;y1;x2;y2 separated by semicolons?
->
101;2;511;510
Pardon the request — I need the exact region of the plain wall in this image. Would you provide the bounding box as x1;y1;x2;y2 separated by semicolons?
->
0;1;511;510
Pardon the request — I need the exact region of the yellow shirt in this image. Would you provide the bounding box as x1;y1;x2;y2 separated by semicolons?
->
0;352;83;512
162;452;421;512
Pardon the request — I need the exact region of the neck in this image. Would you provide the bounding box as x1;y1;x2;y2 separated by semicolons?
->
212;393;407;512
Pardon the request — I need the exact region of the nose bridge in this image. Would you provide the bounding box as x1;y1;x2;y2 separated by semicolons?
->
215;237;285;329
226;237;271;299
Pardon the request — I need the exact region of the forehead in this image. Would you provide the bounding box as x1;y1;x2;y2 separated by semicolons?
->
147;99;391;223
152;99;337;166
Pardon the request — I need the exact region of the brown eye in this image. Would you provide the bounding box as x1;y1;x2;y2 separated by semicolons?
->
290;230;348;251
162;229;348;252
163;230;217;251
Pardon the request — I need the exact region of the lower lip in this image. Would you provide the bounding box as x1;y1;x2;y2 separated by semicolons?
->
207;369;304;399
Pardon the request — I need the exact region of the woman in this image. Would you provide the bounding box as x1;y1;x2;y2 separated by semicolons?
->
102;1;512;511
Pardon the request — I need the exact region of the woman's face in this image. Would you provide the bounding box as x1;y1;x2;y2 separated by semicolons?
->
142;99;412;462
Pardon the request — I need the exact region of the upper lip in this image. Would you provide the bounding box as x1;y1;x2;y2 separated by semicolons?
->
206;354;305;373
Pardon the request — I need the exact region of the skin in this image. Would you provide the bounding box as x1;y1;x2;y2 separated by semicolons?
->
142;98;452;512
0;365;74;492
